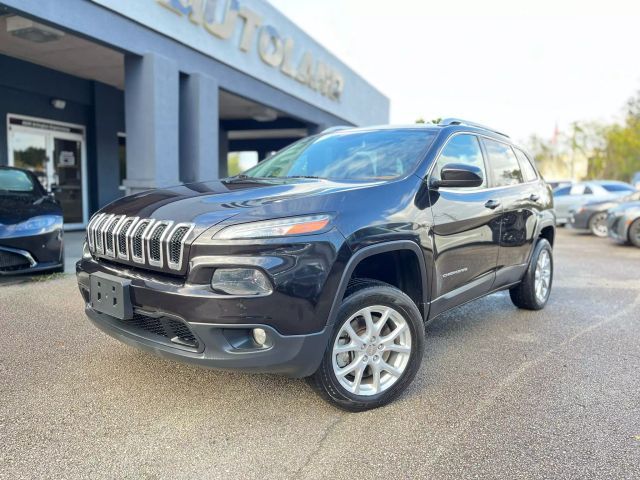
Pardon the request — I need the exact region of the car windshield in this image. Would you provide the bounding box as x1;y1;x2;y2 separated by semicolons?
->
0;169;38;196
238;129;437;181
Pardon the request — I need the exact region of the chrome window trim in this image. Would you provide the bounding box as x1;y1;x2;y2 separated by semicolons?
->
130;219;155;264
115;216;139;261
146;220;174;268
427;130;541;194
104;215;125;258
94;214;114;255
166;223;195;271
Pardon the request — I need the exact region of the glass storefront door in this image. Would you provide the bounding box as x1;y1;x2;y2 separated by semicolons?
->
7;115;87;227
7;130;49;190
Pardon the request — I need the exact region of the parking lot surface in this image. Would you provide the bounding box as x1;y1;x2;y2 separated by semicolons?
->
1;229;639;479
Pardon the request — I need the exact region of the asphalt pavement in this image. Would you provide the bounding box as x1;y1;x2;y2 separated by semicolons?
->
1;228;639;479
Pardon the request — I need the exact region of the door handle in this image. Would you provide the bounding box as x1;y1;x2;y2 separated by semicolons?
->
484;199;501;209
529;193;540;202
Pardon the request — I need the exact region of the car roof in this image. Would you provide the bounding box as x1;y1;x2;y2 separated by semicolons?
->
324;123;518;146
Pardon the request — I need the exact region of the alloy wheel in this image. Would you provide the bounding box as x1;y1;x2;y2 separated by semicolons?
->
332;305;412;396
534;249;552;303
591;212;609;237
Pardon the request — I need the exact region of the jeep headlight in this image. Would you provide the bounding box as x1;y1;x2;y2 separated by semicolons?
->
215;214;331;240
211;268;272;296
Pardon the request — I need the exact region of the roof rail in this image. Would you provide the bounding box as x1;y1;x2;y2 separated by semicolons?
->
321;125;352;134
438;118;510;138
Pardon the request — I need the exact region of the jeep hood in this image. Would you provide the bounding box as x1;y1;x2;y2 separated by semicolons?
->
100;178;381;227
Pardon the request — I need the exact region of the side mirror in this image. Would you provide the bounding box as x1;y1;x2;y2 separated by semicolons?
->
430;163;484;189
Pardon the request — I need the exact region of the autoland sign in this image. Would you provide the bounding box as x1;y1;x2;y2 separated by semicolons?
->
90;0;345;102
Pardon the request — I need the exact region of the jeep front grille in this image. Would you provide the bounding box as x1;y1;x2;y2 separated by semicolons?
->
87;215;193;271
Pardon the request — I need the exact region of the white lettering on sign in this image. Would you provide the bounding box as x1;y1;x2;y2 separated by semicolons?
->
156;0;344;101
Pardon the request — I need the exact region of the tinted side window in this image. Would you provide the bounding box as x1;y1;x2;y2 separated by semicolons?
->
569;185;586;195
554;186;570;196
483;139;523;187
514;149;538;182
433;134;486;187
603;183;633;193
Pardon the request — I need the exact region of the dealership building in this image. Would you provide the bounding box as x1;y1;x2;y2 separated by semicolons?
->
0;0;388;228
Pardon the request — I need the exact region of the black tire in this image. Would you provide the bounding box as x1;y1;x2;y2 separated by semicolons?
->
509;239;553;310
628;218;640;248
588;212;609;237
307;280;425;412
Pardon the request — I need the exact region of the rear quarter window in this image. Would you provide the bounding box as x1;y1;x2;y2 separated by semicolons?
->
514;149;538;182
483;139;523;187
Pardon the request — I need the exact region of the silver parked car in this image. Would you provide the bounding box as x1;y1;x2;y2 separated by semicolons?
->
607;201;640;247
553;181;636;225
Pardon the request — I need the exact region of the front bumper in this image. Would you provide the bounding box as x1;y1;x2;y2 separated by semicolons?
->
83;305;330;377
607;212;628;243
0;229;63;275
567;210;590;230
76;227;348;377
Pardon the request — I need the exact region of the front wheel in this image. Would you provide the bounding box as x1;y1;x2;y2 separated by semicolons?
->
510;239;553;310
628;218;640;247
589;212;609;237
308;281;425;412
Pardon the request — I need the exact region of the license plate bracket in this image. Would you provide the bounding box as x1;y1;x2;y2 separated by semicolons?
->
90;272;133;320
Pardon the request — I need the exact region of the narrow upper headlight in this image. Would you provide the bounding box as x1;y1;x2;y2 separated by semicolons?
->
215;214;331;240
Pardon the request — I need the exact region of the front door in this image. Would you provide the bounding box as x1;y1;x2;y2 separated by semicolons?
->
429;133;501;316
7;115;87;228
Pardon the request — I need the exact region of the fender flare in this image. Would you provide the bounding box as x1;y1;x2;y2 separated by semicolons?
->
535;215;556;242
325;240;430;327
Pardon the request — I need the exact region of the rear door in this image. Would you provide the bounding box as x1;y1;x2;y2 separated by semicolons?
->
429;133;501;314
481;139;538;285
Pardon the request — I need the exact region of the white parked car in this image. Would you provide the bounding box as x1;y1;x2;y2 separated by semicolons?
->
553;180;636;225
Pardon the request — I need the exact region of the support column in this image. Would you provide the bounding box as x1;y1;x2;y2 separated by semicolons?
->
179;72;219;182
93;82;125;209
123;53;179;194
218;127;229;178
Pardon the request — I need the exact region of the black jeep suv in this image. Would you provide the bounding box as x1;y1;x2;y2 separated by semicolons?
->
77;119;555;411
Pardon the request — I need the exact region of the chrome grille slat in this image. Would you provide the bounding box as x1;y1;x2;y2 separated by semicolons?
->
166;223;194;271
130;219;155;264
105;215;125;257
86;213;105;253
116;217;138;260
146;221;173;268
94;214;113;255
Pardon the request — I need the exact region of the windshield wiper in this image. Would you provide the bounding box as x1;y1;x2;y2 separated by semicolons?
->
224;174;271;183
282;175;324;180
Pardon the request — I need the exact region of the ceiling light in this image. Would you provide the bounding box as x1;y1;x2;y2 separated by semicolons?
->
51;99;66;110
6;16;65;43
251;108;278;122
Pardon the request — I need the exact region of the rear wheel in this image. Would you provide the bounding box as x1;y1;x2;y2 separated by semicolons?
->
588;212;609;237
510;239;553;310
308;281;424;411
629;219;640;247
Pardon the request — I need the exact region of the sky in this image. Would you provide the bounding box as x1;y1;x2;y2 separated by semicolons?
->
269;0;640;143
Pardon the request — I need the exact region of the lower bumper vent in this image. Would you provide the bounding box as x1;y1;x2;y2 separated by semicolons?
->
0;251;31;272
123;313;199;350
